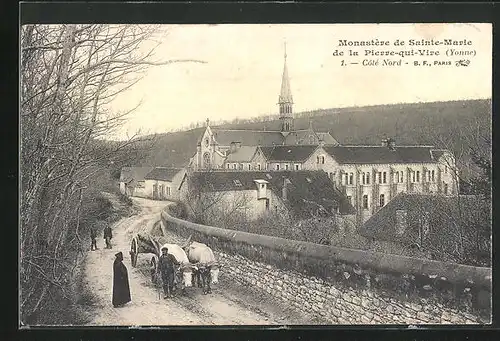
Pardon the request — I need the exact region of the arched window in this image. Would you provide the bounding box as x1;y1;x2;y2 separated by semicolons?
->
203;152;211;169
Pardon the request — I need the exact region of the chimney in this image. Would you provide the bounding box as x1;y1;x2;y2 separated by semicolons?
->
387;138;396;150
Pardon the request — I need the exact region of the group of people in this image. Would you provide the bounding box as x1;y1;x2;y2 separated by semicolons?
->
90;224;114;250
111;245;181;309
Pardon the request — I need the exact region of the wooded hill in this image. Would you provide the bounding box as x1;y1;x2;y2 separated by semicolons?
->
137;99;491;169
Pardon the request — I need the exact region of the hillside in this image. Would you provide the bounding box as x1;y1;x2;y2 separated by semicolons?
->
137;99;491;169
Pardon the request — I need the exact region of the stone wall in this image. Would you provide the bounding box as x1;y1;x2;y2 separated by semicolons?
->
217;251;484;324
161;204;491;324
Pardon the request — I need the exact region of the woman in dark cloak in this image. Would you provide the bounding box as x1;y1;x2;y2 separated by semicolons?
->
112;251;131;307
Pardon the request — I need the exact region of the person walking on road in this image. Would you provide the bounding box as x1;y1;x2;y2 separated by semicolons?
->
158;246;180;299
103;225;113;249
90;226;98;251
112;251;131;308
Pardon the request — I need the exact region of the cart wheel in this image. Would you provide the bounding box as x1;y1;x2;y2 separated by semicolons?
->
130;238;138;268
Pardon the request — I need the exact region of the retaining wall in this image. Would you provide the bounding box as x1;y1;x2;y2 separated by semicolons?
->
161;205;491;324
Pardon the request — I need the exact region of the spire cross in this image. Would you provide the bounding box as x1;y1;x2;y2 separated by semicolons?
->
284;41;287;60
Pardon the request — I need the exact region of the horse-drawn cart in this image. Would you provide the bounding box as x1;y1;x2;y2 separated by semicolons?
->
129;220;195;292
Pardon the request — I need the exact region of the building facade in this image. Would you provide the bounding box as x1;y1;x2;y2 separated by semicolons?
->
143;167;187;201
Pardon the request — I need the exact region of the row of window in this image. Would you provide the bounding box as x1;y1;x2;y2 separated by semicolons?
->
346;182;450;210
157;185;171;197
341;169;438;185
346;194;386;210
222;163;442;185
226;163;303;171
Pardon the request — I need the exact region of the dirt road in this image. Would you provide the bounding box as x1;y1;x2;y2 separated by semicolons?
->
80;197;317;325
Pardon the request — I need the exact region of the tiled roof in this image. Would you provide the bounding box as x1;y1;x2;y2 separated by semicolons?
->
225;146;258;162
360;193;490;249
317;132;339;145
211;129;285;146
323;146;441;164
144;167;183;181
259;145;318;162
120;167;154;185
190;170;355;217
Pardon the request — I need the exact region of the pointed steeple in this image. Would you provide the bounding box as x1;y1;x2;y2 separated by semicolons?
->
279;42;293;104
278;41;294;133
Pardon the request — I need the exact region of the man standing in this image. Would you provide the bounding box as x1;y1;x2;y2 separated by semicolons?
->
90;226;98;251
112;251;131;308
103;224;113;249
158;247;180;299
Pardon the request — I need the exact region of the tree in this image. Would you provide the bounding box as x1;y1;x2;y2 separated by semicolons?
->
20;24;206;324
181;171;251;226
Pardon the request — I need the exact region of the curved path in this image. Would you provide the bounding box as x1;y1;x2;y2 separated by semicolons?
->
81;197;317;325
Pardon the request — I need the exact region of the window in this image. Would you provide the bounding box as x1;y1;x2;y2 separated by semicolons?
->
378;172;382;183
227;164;230;169
261;184;265;189
431;170;435;182
412;171;415;183
233;180;242;187
445;166;448;174
347;196;352;206
295;164;300;171
276;164;280;171
248;164;251;170
399;171;404;183
285;164;289;170
379;194;385;207
362;195;369;209
205;138;209;147
265;199;270;210
383;172;387;184
444;183;448;195
203;152;211;168
362;173;365;184
416;171;420;182
362;172;371;185
166;187;171;196
239;163;243;170
232;163;237;169
257;164;261;170
317;155;325;164
349;173;354;185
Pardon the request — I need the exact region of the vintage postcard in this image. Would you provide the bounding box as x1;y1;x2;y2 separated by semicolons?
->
20;23;491;326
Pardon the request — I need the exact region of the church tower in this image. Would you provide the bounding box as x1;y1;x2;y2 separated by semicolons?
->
278;42;294;133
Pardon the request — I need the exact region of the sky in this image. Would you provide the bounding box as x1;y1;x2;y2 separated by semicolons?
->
107;23;492;140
